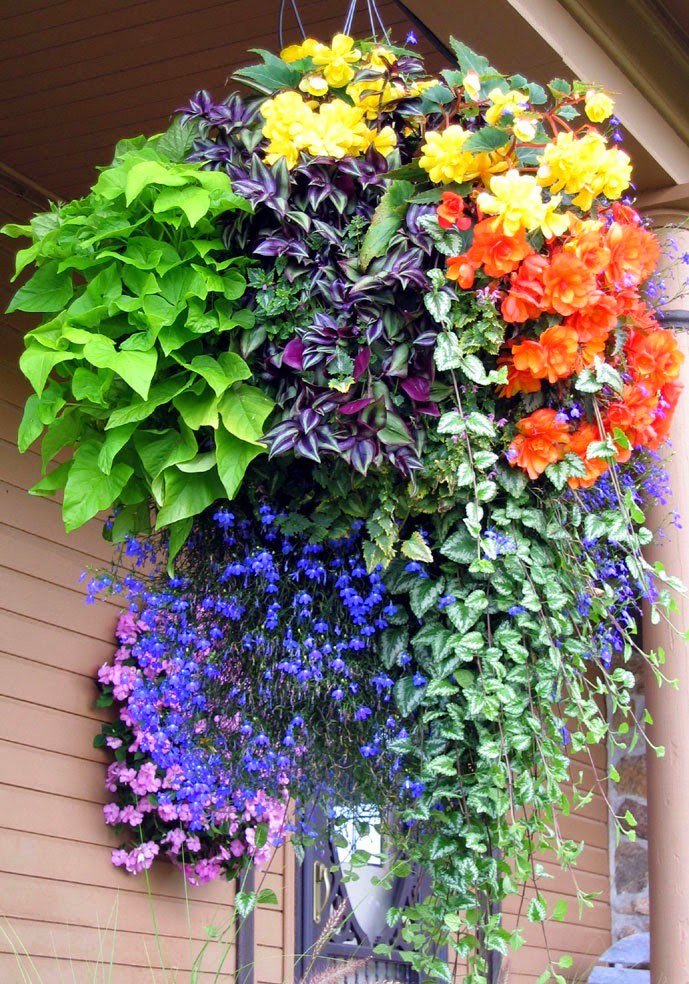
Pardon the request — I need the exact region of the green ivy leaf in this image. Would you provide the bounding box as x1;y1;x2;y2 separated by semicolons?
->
219;383;274;444
134;425;198;480
155;466;224;528
233;49;302;94
182;352;251;398
401;531;433;564
124;161;187;204
17;395;45;453
153;185;211;227
155;118;196;162
62;440;133;531
98;422;138;474
527;895;547;923
234;891;257;919
7;260;74;313
394;676;426;717
167;516;194;572
256;888;278;907
106;374;189;429
29;460;72;497
434;332;464;371
19;344;75;396
83;336;157;400
215;425;265;499
173;387;220;430
360;180;415;270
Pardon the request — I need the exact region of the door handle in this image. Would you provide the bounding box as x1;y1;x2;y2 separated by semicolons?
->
313;860;331;924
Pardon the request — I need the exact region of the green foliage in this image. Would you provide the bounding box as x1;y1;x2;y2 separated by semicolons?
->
360;180;415;270
4;132;273;547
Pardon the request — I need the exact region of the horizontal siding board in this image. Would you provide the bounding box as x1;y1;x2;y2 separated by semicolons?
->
0;954;234;983
1;0;324;90
0;607;113;675
0;692;113;760
0;917;235;973
0;871;234;937
0;482;114;565
0;566;118;643
1;651;106;718
0;827;237;906
0;739;111;803
0;524;122;603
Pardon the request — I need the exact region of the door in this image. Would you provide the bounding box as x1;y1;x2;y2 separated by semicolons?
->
294;807;423;983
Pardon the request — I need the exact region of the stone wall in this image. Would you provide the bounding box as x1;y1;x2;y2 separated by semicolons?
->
608;655;650;939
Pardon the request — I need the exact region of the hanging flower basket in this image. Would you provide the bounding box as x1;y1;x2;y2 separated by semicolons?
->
4;30;684;982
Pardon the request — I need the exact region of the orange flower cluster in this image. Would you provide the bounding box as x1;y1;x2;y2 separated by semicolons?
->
441;199;683;487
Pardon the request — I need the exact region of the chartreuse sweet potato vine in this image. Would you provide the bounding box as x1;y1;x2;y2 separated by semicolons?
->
5;33;686;984
5;127;273;554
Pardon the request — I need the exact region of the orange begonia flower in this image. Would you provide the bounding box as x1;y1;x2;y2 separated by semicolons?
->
626;328;684;389
466;217;533;278
609;202;644;226
512;324;579;384
567;227;611;275
542;251;598;317
437;191;472;230
497;341;543;397
649;380;684;448
446;254;477;288
538;324;579;382
565;292;618;342
604;221;660;288
508;407;570;480
567;421;609;489
607;383;659;447
577;334;607;367
501;254;549;323
512;339;547;379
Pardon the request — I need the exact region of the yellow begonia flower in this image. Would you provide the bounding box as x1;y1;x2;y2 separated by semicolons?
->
312;33;361;88
365;45;396;70
477;169;545;235
346;76;387;119
537;131;631;211
261;91;313;167
368;125;397;157
584;89;615;123
299;74;329;97
419;126;485;184
512;117;537;143
540;195;570;239
280;38;324;63
463;71;480;101
484;88;529;126
260;88;396;168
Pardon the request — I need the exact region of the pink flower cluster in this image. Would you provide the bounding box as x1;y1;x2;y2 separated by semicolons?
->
97;611;289;885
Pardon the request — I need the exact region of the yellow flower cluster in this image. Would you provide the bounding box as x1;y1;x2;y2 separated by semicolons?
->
260;91;396;168
418;126;510;185
281;34;362;88
477;169;569;238
537;131;632;211
584;89;615;123
484;87;529;126
346;76;407;120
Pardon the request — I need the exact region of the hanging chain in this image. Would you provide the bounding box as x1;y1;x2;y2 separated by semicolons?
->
279;0;391;49
278;0;307;49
